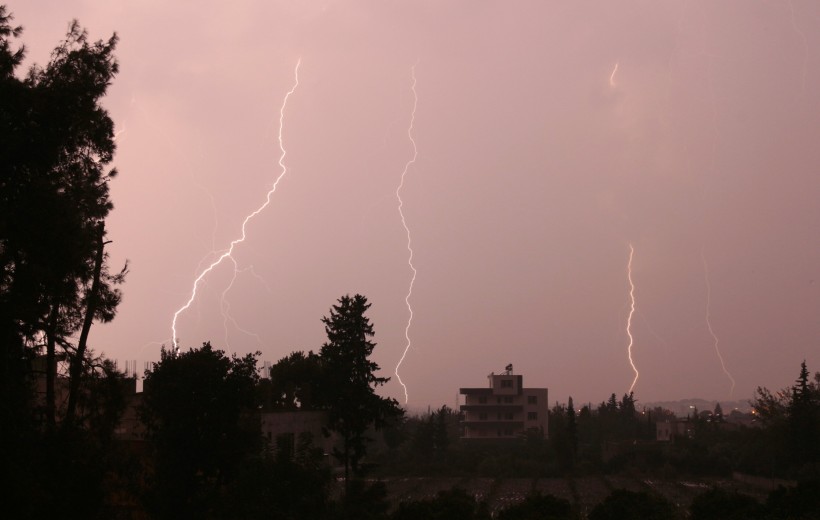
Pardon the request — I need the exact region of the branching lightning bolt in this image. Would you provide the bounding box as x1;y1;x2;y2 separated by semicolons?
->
609;61;619;88
701;249;735;398
170;59;301;352
113;125;126;143
626;243;639;394
219;257;265;349
394;65;419;404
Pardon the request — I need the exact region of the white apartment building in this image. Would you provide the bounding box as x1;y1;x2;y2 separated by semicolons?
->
459;366;548;439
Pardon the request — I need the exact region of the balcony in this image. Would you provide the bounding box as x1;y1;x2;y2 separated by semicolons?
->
460;404;522;413
461;420;525;428
459;388;493;395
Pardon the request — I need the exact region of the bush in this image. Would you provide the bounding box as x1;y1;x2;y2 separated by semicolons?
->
689;487;763;520
765;480;820;520
390;488;490;520
588;489;675;520
496;492;574;520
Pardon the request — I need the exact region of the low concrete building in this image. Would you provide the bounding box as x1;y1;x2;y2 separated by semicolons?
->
656;419;695;441
459;365;548;439
260;410;335;457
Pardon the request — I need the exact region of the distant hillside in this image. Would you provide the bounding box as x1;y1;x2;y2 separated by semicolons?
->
642;397;752;417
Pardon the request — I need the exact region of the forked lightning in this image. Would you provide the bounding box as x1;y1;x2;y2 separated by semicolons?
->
626;243;639;393
701;250;735;397
170;60;301;351
394;65;419;403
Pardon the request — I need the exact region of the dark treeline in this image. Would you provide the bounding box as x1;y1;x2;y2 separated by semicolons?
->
1;6;131;518
137;293;402;519
375;370;820;482
360;365;820;519
2;6;820;519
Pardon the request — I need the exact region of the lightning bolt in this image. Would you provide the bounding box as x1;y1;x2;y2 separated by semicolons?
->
609;61;619;88
626;243;639;393
219;258;265;349
170;59;301;352
113;124;126;143
701;249;735;398
394;64;419;404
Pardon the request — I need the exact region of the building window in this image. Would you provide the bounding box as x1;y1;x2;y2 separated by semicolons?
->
527;395;537;405
503;396;514;404
479;413;487;420
478;396;487;404
501;379;513;388
504;412;514;420
527;412;538;421
497;397;502;404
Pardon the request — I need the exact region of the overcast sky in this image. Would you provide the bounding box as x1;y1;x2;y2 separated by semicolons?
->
12;1;820;410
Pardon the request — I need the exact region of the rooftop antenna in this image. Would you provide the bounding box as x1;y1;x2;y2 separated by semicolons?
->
505;363;513;375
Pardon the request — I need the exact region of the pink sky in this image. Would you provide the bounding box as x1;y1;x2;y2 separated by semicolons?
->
13;1;820;410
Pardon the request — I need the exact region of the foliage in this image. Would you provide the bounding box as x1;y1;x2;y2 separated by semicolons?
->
370;407;482;477
2;361;132;518
412;405;453;455
764;479;820;520
220;434;333;520
0;5;126;434
496;492;575;520
390;488;490;520
566;396;578;465
0;13;123;341
318;294;404;481
689;487;764;520
372;427;554;479
69;355;131;441
266;350;323;409
263;294;404;485
587;489;676;520
549;402;573;472
140;342;260;519
750;361;820;478
0;8;130;516
332;479;392;520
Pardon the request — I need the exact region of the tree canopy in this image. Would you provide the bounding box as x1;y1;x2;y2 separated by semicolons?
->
751;360;820;478
319;294;404;482
140;342;261;519
0;7;129;516
0;5;126;430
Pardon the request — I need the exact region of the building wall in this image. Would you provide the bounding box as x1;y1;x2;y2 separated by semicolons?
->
460;373;548;439
260;410;335;457
655;419;695;441
114;392;146;442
